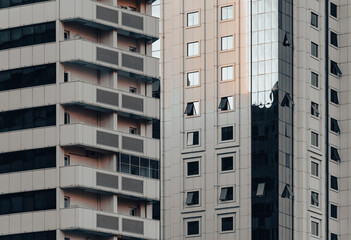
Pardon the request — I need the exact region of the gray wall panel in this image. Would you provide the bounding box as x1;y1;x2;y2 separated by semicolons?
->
122;218;144;234
96;89;119;106
97;47;118;65
96;172;118;189
96;214;118;230
122;95;144;112
122;136;143;153
97;131;119;148
122;12;143;30
122;177;143;194
96;6;118;24
122;54;144;71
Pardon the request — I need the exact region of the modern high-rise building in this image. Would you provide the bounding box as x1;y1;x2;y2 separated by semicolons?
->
0;0;160;240
161;0;350;240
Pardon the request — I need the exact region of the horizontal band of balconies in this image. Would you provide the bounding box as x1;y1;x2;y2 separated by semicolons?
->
60;123;159;160
60;39;159;81
60;81;159;120
60;165;159;201
60;207;159;239
60;0;159;42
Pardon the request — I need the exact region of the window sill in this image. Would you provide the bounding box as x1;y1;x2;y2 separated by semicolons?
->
310;85;320;91
310;25;319;31
186;55;200;59
185;24;201;29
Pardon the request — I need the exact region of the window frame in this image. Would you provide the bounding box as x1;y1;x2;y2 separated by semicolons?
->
186;160;200;177
220;155;234;172
185;190;200;206
219;186;234;202
186;219;200;236
311;191;319;207
311;72;319;88
221;65;234;81
311;41;319;58
187;71;200;87
311;131;319;148
187;41;200;57
330;31;338;47
330;203;338;219
311;12;319;28
187;11;200;27
330;2;337;18
221;35;234;51
186;131;200;147
311;220;319;236
221;5;234;21
220;215;235;233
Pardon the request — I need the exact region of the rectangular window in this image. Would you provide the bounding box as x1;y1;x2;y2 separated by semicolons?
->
221;156;234;171
64;196;70;208
311;72;319;87
311;42;318;57
331;31;338;47
331;60;342;76
221;66;234;81
331;147;341;162
221;216;234;232
187;161;199;176
311;191;319;207
311;162;319;177
116;153;159;179
311;131;319;147
221;35;233;51
187;131;199;146
64;112;70;124
221;5;233;20
331;233;338;240
221;126;234;141
256;183;265;196
219;187;234;201
331;118;340;134
185;101;200;116
311;102;319;117
311;12;318;27
129;87;137;93
129;208;137;216
219;96;234;111
331;89;339;104
187;71;200;86
187;11;199;27
331;204;338;219
64;155;70;166
187;41;199;57
187;220;199;236
185;191;199;205
64;30;70;40
330;3;337;18
331;175;338;190
311;221;319;236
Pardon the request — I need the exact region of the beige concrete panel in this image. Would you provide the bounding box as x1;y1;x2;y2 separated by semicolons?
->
9;214;21;234
20;47;33;67
44;85;56;105
8;8;20;28
20;5;33;26
0;91;9;111
20;88;33;109
0;10;9;29
21;212;33;233
44;127;56;147
44;169;56;189
0;51;9;70
9;49;21;70
33;170;45;190
33;86;45;106
44;210;57;230
20;129;34;150
21;171;33;192
32;211;45;232
32;45;45;66
9;131;21;152
32;3;44;24
0;174;10;194
9;89;21;110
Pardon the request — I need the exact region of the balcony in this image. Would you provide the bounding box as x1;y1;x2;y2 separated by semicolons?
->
60;207;159;239
60;81;159;120
60;0;159;42
60;123;159;160
60;39;159;81
60;165;159;200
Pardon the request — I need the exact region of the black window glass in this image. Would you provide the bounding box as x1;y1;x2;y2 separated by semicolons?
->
330;118;340;134
331;32;338;47
152;120;160;139
331;147;340;162
331;60;342;76
331;89;339;104
330;3;337;18
186;191;199;205
331;175;338;190
221;126;233;141
311;72;318;87
187;161;199;176
311;42;318;57
219;187;233;201
187;221;199;235
221;156;233;171
130;156;140;175
311;12;318;27
331;233;338;240
221;217;234;232
331;204;338;218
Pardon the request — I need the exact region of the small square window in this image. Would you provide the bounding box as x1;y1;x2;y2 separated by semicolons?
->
185;101;200;116
331;147;340;162
219;96;234;111
187;161;199;176
331;175;338;190
187;220;199;236
221;126;233;141
186;191;199;205
221;5;233;20
221;216;234;232
331;204;338;219
187;42;199;57
221;156;233;171
64;196;70;208
187;11;199;27
187;71;200;86
331;89;339;104
311;102;319;117
311;131;319;147
311;191;319;206
311;12;318;28
331;233;338;240
129;207;137;216
311;42;318;58
311;72;318;87
311;221;319;236
330;31;338;47
221;66;234;81
331;118;340;134
187;131;199;146
311;162;319;177
219;187;233;201
330;3;337;18
221;35;233;51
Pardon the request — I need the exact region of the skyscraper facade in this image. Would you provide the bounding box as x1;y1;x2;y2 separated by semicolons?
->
161;0;350;240
0;0;160;240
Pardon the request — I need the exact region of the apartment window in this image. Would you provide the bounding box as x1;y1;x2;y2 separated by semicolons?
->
129;87;137;93
311;72;319;87
64;30;70;40
221;5;233;20
0;231;56;240
185;101;200;116
129;208;137;216
221;66;234;81
187;220;199;236
331;89;339;104
221;35;233;51
187;71;200;86
64;112;70;124
129;127;137;135
64;72;69;82
0;22;56;50
311;191;319;207
311;42;318;58
185;191;199;205
64;196;70;208
331;31;338;47
331;60;342;76
331;118;340;134
311;162;319;177
221;156;234;171
152;120;160;139
117;153;159;179
331;204;338;219
311;102;319;117
219;187;233;201
187;161;199;176
311;12;318;28
281;93;294;107
187;11;199;27
311;131;319;147
331;233;338;240
221;126;234;141
152;81;160;98
330;3;337;18
187;131;199;146
311;221;319;236
129;46;137;52
0;0;51;9
256;183;265;196
187;41;199;56
331;147;340;162
281;184;293;198
64;155;70;166
221;216;234;232
219;96;234;111
331;175;338;190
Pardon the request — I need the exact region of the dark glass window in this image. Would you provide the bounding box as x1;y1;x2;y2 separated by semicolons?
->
311;102;319;117
331;204;338;219
187;161;199;176
187;131;199;146
221;156;233;171
311;12;318;27
311;162;319;177
331;175;338;190
331;147;340;162
0;231;56;240
219;187;233;201
311;42;318;57
0;64;56;92
221;217;234;232
311;191;319;206
330;31;338;47
185;191;199;205
0;22;55;50
330;3;337;18
330;118;340;134
0;189;56;215
152;81;160;99
152;201;160;220
311;221;319;236
187;220;199;235
184;102;200;116
311;72;318;87
0;147;55;174
331;60;342;76
152;120;160;139
331;89;339;104
116;153;159;179
221;126;233;141
331;233;338;240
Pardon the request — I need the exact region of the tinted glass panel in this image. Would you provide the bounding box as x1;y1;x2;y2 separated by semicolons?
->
331;32;338;47
330;3;337;18
221;126;233;141
221;156;233;171
187;161;199;176
331;204;338;219
187;221;199;235
221;217;234;231
117;153;159;179
0;0;51;9
311;12;318;27
0;231;56;240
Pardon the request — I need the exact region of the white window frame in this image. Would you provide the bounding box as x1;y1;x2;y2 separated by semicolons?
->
187;11;199;27
221;35;234;51
221;66;234;81
187;71;200;86
221;5;234;20
187;41;200;57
